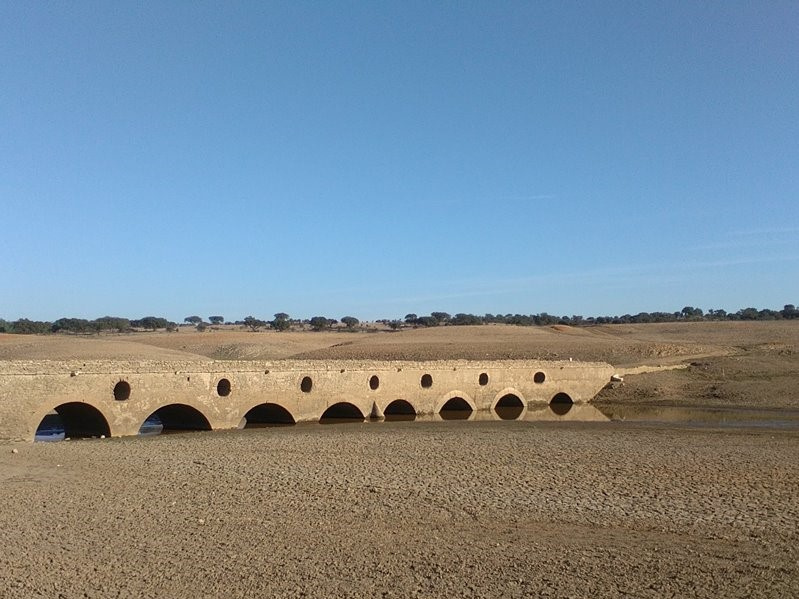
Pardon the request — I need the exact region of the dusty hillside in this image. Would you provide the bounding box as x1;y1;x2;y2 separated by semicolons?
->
0;321;749;364
286;324;728;365
2;321;798;408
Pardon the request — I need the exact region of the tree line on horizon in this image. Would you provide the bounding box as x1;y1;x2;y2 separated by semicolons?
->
1;304;798;335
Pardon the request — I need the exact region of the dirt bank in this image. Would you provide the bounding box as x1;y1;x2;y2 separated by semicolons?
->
594;326;799;409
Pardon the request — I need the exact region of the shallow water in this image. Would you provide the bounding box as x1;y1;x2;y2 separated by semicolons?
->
34;403;799;441
594;404;799;430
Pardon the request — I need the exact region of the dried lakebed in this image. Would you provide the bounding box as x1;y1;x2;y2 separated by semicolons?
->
2;420;798;598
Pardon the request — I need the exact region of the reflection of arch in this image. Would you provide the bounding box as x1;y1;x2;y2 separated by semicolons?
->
434;391;476;414
550;392;574;416
493;394;525;420
139;404;212;434
383;399;416;421
320;402;365;423
490;388;526;411
242;403;295;427
439;397;473;420
35;402;110;441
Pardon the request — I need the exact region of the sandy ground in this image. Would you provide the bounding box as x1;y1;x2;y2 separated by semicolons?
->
2;322;798;596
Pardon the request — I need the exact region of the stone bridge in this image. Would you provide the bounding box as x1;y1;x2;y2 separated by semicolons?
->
0;359;614;441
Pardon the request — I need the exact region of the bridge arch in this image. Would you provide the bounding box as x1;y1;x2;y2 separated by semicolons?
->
382;399;417;421
320;402;365;423
549;392;574;416
491;388;526;420
139;404;212;434
34;402;111;441
241;402;296;428
490;388;526;411
436;391;476;420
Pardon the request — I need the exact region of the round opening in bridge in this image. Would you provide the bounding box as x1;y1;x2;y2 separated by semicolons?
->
383;399;416;422
300;376;313;393
320;402;365;424
550;392;574;416
139;404;212;436
113;381;131;401
495;394;524;420
216;378;231;397
534;371;546;384
439;397;473;420
369;375;380;390
478;372;489;386
243;403;295;428
35;403;111;442
420;374;433;388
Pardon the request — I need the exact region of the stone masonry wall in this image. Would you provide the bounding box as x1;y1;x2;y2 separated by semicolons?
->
0;359;614;441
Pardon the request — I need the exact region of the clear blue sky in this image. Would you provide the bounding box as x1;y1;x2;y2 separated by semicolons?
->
2;1;797;322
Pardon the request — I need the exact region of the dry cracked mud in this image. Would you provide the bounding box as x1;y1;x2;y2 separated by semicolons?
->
1;420;797;598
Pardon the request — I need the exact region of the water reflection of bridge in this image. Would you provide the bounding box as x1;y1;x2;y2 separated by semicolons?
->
0;359;614;441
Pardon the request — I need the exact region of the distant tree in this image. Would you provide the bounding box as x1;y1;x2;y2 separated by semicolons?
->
52;318;93;334
416;316;437;327
534;313;557;326
736;307;759;321
507;314;534;326
430;312;451;325
12;318;52;334
404;313;418;325
132;316;169;331
309;316;332;331
757;309;781;320
184;316;202;325
387;320;402;330
196;322;208;332
243;316;266;332
782;304;798;319
94;316;130;332
208;316;224;325
341;316;359;329
451;313;482;326
681;306;704;320
271;313;291;331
